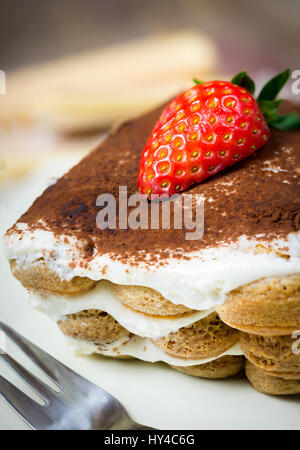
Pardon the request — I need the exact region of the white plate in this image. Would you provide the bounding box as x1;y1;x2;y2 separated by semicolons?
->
0;156;299;430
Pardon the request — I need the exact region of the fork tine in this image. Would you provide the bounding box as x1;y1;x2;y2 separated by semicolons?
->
0;323;154;430
0;374;53;430
0;320;62;386
0;320;99;391
0;352;56;401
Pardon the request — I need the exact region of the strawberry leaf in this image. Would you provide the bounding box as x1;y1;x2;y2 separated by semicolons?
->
231;71;255;95
269;113;300;131
259;95;300;130
259;99;283;122
193;78;203;85
257;69;290;102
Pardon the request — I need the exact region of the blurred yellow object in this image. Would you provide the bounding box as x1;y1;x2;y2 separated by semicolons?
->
0;155;38;183
0;157;5;173
0;30;218;134
0;132;102;185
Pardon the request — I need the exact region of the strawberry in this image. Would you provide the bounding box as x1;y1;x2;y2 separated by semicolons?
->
138;69;300;197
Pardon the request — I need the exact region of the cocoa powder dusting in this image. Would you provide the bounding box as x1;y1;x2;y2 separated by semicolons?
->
7;102;300;264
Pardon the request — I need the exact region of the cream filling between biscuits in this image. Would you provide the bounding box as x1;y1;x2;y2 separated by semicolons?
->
5;223;300;310
66;335;243;367
28;281;214;339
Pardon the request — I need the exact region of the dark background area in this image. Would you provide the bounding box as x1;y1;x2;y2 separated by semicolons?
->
0;0;299;72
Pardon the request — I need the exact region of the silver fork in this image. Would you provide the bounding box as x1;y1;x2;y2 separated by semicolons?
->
0;320;154;430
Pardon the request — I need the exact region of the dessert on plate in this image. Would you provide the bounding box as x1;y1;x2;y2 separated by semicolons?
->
4;71;300;395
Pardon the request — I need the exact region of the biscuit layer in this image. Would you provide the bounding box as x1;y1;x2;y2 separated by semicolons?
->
217;274;300;336
240;333;300;379
171;355;244;379
112;283;193;316
153;312;239;360
58;309;130;343
10;260;96;296
245;361;300;395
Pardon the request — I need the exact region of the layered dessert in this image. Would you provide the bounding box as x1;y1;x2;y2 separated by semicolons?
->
4;74;300;395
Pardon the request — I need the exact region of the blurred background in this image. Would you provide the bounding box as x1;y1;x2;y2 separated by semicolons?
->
2;0;300;71
0;0;299;184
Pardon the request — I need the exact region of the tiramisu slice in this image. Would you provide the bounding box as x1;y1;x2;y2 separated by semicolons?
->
4;74;300;394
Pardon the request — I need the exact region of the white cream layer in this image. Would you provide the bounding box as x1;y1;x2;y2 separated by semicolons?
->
5;223;300;310
28;282;214;339
66;335;243;367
